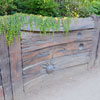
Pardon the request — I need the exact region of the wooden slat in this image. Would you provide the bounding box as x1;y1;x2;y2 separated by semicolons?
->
0;34;13;100
23;52;90;84
21;29;94;53
21;17;95;31
22;41;92;68
9;37;24;100
53;52;90;70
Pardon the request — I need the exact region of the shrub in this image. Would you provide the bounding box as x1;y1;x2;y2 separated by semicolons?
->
59;0;100;17
14;0;60;17
91;1;100;15
59;1;80;17
0;0;99;17
0;0;17;15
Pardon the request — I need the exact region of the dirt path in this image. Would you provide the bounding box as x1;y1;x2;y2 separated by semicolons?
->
24;65;100;100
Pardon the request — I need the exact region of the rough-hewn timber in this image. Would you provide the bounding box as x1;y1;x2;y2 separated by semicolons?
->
0;34;13;100
9;37;24;100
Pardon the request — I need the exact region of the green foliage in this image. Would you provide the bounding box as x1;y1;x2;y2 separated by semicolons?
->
91;1;100;15
59;1;80;17
0;0;17;15
0;0;100;17
0;13;71;45
59;0;100;17
14;0;60;17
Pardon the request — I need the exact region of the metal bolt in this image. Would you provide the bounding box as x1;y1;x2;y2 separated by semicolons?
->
46;65;54;74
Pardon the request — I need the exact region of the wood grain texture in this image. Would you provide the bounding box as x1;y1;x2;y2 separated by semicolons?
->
20;17;96;89
21;29;94;53
0;34;13;100
21;17;95;31
9;37;23;100
23;52;90;84
21;29;94;69
22;40;92;68
21;28;95;85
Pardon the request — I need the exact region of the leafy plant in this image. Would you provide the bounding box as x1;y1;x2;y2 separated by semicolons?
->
0;0;17;15
0;13;71;45
91;1;100;15
59;0;100;17
14;0;60;17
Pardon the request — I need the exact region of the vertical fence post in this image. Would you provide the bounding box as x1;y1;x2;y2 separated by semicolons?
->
0;34;13;100
0;86;4;100
0;73;4;100
88;15;100;69
95;16;100;66
9;37;24;100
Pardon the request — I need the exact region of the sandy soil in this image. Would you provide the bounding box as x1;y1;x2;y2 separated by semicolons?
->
24;64;100;100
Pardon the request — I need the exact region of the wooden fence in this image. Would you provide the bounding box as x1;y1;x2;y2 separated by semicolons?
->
0;16;100;100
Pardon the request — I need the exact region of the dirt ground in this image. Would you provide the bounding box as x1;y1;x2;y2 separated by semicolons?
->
24;64;100;100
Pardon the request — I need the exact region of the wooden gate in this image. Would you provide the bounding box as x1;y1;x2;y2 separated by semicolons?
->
0;16;100;100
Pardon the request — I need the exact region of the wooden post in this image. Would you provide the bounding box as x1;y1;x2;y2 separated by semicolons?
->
95;17;100;66
0;86;4;100
0;34;13;100
0;73;4;100
9;37;24;100
88;15;100;69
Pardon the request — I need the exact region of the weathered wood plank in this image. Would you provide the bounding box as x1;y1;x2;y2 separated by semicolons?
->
0;86;4;100
21;29;94;52
0;34;13;100
21;29;94;41
88;16;100;69
9;37;24;100
22;41;92;68
23;52;90;84
21;17;95;31
54;52;90;70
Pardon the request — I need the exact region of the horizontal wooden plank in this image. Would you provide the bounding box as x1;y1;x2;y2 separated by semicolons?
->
23;52;90;84
54;52;90;70
21;29;95;53
22;41;92;68
0;86;4;100
21;17;95;31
